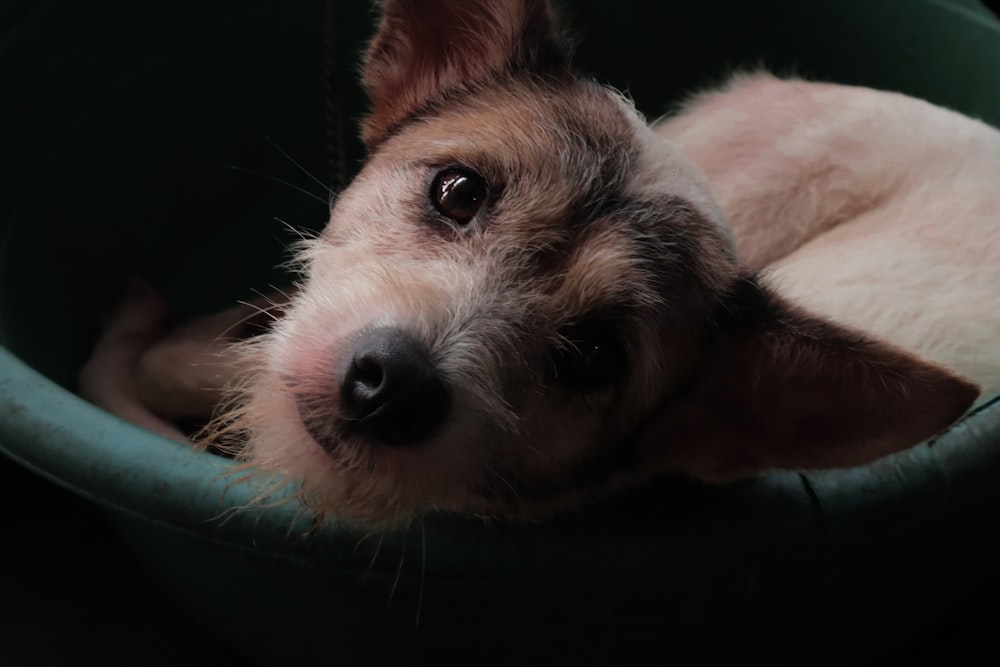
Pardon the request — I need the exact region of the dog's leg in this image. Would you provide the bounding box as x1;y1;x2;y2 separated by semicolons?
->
79;283;290;440
78;281;189;442
131;298;276;424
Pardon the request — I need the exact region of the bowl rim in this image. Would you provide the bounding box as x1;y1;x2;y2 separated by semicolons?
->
3;343;999;579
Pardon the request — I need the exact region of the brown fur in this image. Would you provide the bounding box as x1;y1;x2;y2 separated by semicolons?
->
79;0;979;524
362;0;568;146
635;278;977;482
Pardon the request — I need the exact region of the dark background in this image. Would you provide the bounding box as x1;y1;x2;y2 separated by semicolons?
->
3;0;1000;665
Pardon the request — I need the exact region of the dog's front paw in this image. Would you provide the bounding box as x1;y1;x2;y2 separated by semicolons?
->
78;279;188;442
132;298;263;425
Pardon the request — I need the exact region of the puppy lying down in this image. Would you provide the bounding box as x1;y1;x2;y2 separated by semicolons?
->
79;0;998;524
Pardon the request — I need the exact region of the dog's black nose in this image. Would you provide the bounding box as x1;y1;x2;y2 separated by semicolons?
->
340;328;449;444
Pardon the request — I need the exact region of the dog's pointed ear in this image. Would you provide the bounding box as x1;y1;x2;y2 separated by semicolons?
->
634;279;979;481
361;0;568;147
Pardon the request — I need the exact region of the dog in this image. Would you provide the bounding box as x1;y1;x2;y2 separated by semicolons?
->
79;0;997;525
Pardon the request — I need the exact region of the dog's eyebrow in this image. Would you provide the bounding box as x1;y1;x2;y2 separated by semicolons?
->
563;139;637;225
609;193;698;224
513;193;713;297
599;193;739;319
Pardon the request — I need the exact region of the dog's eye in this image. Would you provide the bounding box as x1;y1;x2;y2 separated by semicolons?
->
431;168;487;225
551;321;627;394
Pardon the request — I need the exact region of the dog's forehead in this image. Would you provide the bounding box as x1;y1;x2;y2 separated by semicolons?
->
393;80;636;181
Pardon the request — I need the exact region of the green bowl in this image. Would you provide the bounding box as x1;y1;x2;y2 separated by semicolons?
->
3;1;1000;664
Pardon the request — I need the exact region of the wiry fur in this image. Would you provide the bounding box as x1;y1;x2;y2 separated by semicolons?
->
219;75;742;520
79;0;987;525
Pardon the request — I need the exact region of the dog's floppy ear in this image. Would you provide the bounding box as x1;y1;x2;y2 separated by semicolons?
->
634;278;979;481
361;0;568;147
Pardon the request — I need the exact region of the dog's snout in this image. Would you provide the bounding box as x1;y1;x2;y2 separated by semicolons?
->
341;328;449;444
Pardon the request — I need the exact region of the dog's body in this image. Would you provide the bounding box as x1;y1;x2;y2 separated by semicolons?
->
658;73;1000;398
80;1;993;524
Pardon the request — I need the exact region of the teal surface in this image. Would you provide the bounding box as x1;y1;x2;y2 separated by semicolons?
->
2;0;1000;664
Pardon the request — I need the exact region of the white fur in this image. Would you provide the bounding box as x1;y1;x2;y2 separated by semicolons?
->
658;74;1000;403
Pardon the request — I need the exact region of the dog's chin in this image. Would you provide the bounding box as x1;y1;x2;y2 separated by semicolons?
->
239;392;485;523
239;395;634;523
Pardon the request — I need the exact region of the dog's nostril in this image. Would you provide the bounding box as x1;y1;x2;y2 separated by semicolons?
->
349;354;386;399
340;328;450;445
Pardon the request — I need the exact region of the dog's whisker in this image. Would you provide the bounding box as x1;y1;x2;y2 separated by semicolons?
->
274;217;321;244
387;525;408;606
255;284;298;305
415;517;426;629
233;300;285;326
358;529;386;587
484;463;522;503
219;163;330;206
264;136;334;197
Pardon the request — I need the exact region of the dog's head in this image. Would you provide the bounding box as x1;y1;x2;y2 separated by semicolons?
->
226;0;977;522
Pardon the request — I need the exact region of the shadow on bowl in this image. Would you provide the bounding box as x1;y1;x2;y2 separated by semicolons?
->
2;0;1000;664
